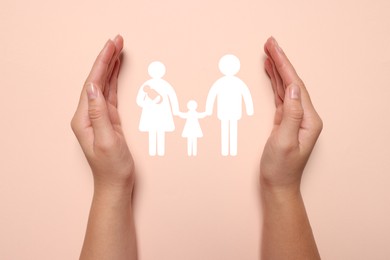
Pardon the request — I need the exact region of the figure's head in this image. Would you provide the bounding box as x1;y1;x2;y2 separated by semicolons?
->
218;54;240;76
187;100;198;110
148;61;166;79
143;85;151;92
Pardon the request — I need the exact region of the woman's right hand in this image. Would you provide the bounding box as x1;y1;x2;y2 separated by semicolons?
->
260;37;323;194
71;35;135;192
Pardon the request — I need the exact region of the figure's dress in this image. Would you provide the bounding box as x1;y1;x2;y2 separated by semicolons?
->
181;111;203;138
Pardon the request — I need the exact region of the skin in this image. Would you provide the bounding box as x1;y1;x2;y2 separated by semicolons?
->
71;35;322;260
261;37;323;259
71;35;137;260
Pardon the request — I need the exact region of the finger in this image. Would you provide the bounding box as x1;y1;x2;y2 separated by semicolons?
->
104;35;124;98
265;58;283;125
264;37;300;87
264;58;282;107
264;58;275;92
278;83;304;149
76;39;116;117
86;83;115;147
265;37;318;117
265;40;286;100
264;41;271;58
86;39;116;89
270;57;285;102
108;59;121;108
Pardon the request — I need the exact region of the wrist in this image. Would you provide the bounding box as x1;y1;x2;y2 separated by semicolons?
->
93;177;134;203
260;176;302;204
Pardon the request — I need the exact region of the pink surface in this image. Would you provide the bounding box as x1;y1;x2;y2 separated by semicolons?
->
1;0;390;259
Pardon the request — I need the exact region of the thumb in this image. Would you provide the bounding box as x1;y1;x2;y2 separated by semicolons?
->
279;83;304;147
86;83;115;142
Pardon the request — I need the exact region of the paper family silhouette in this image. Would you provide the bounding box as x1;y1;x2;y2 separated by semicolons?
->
136;54;254;157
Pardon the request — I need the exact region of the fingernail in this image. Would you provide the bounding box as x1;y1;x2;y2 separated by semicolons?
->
274;38;284;54
86;83;98;100
106;39;113;47
290;84;300;100
101;40;110;54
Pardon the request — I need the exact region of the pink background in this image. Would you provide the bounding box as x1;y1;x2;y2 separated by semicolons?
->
1;0;390;259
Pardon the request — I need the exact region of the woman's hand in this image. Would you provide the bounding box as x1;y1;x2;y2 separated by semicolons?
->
260;37;323;194
260;37;322;260
71;35;134;192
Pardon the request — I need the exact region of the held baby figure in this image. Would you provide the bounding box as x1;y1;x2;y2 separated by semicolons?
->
178;100;207;156
142;85;162;104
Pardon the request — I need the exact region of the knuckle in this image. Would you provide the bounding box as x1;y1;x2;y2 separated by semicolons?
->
274;135;298;155
289;107;304;121
278;62;288;72
94;138;117;154
88;106;102;121
279;140;298;155
315;116;324;133
70;116;79;133
309;115;323;138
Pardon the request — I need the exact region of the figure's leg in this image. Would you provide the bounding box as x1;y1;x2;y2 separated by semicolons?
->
149;130;157;156
187;138;192;156
230;120;238;156
193;138;198;156
221;120;229;156
157;131;165;156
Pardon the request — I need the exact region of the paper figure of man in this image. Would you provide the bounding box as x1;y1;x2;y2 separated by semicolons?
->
205;54;254;156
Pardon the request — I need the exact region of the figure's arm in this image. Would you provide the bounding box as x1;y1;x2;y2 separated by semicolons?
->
197;112;208;118
151;95;161;104
260;37;322;260
177;112;187;119
241;82;254;116
166;84;180;115
71;35;137;260
136;85;147;107
205;83;219;115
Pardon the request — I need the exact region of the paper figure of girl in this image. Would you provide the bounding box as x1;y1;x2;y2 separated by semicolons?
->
136;61;180;156
178;100;207;156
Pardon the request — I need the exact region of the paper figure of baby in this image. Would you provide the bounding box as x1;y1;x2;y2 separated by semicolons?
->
178;100;207;156
142;85;163;104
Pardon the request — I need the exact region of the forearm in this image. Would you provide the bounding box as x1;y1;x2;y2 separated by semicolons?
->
80;183;137;260
260;184;320;260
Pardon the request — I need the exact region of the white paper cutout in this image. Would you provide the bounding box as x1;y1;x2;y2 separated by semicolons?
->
178;100;207;156
136;61;180;156
205;54;254;156
137;55;254;157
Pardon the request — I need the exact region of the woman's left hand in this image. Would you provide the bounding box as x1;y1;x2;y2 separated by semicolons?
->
71;35;135;191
